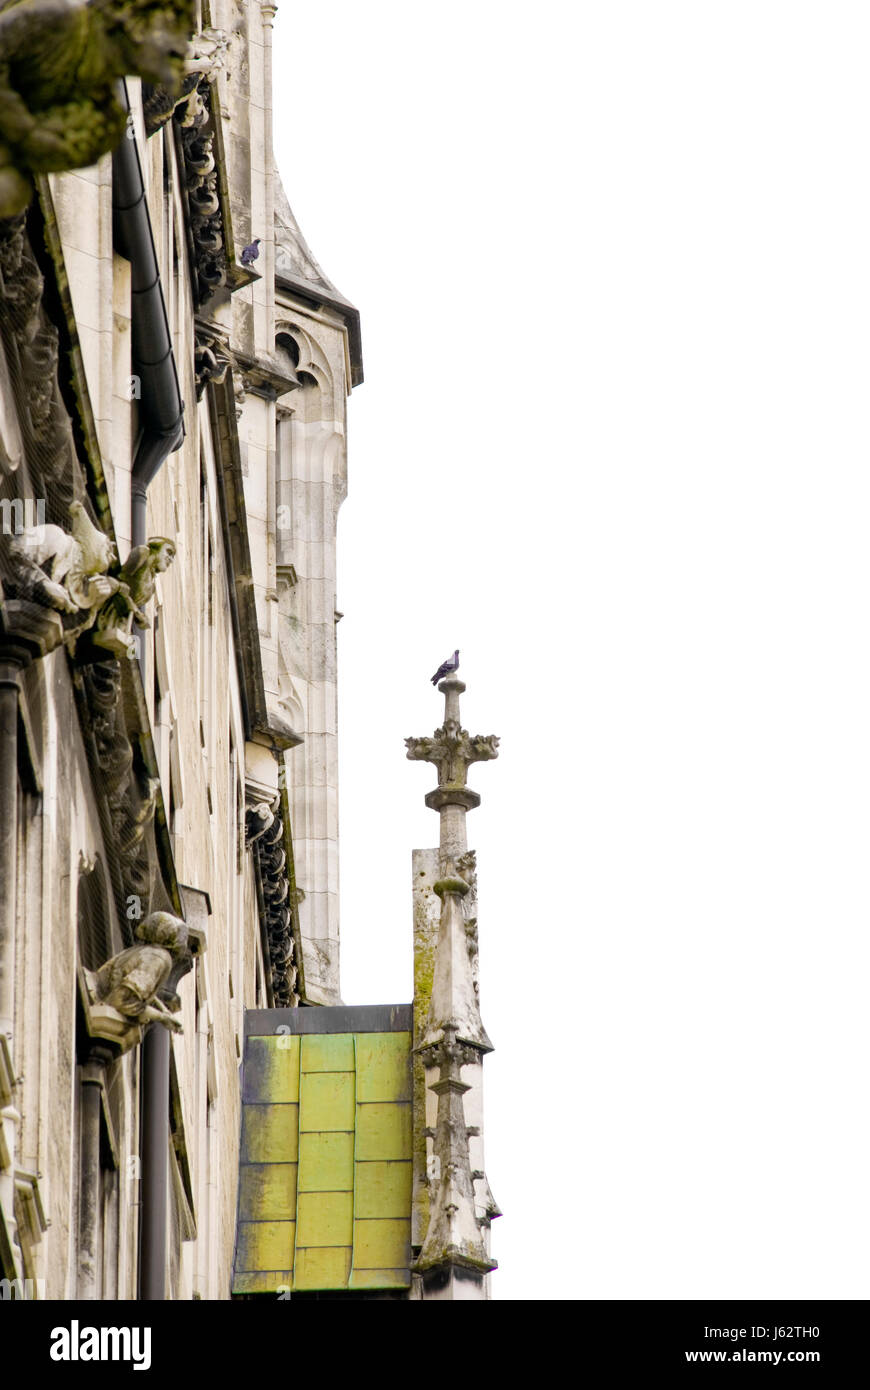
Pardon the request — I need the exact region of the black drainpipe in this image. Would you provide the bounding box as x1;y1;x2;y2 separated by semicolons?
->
112;84;185;1302
112;86;185;552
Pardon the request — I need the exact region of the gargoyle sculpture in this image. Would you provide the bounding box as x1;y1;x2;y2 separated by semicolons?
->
93;536;175;658
91;910;188;1033
5;502;176;659
6;499;119;614
0;0;196;217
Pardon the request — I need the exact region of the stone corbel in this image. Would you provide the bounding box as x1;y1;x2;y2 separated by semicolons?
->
230;351;301;402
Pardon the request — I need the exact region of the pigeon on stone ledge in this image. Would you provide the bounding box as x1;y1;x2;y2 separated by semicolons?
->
241;238;261;266
430;649;459;684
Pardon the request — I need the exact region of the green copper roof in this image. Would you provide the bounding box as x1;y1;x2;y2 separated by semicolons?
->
233;1006;413;1294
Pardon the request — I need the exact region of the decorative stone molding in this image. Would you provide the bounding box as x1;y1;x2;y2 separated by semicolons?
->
405;722;500;794
194;326;232;399
245;799;299;1007
0;0;196;217
82;661;131;795
412;1025;496;1279
176;78;225;304
78;661;155;908
144;28;229;136
0;214;76;516
144;71;201;137
230;350;299;402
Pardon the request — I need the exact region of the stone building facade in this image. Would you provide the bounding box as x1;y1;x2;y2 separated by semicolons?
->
0;0;498;1301
0;0;359;1299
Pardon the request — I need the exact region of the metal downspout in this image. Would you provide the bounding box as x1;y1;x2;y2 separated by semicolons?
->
112;84;184;1301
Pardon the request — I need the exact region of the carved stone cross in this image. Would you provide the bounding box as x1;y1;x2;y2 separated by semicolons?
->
405;676;499;865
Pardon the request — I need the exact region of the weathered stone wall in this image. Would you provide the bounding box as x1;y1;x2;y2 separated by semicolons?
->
2;1;359;1300
272;303;350;1004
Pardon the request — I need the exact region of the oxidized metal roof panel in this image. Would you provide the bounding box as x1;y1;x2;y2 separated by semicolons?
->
233;1005;413;1294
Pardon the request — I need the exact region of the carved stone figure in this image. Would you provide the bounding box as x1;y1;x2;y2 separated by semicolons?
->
6;499;118;614
91;911;189;1033
194;336;230;398
245;798;298;1005
0;0;196;217
177;79;226;303
143;25;228;133
93;536;175;658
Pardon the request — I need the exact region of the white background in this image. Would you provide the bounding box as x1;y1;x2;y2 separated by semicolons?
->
273;2;870;1299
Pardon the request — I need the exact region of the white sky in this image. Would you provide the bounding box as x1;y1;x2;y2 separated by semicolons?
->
273;2;870;1299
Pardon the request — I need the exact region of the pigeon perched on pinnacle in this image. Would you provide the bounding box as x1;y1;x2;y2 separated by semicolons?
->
241;238;261;266
430;649;459;684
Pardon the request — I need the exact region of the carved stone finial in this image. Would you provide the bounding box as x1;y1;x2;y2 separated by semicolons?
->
405;676;499;871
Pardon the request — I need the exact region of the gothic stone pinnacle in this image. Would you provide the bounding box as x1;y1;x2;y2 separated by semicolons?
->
405;676;499;864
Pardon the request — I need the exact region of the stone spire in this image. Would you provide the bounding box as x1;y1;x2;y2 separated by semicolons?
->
406;675;499;1296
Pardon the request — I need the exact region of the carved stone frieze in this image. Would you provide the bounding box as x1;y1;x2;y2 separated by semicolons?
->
144;28;229;136
79;661;156;915
176;80;226;305
0;215;76;511
86;660;133;796
245;799;299;1007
